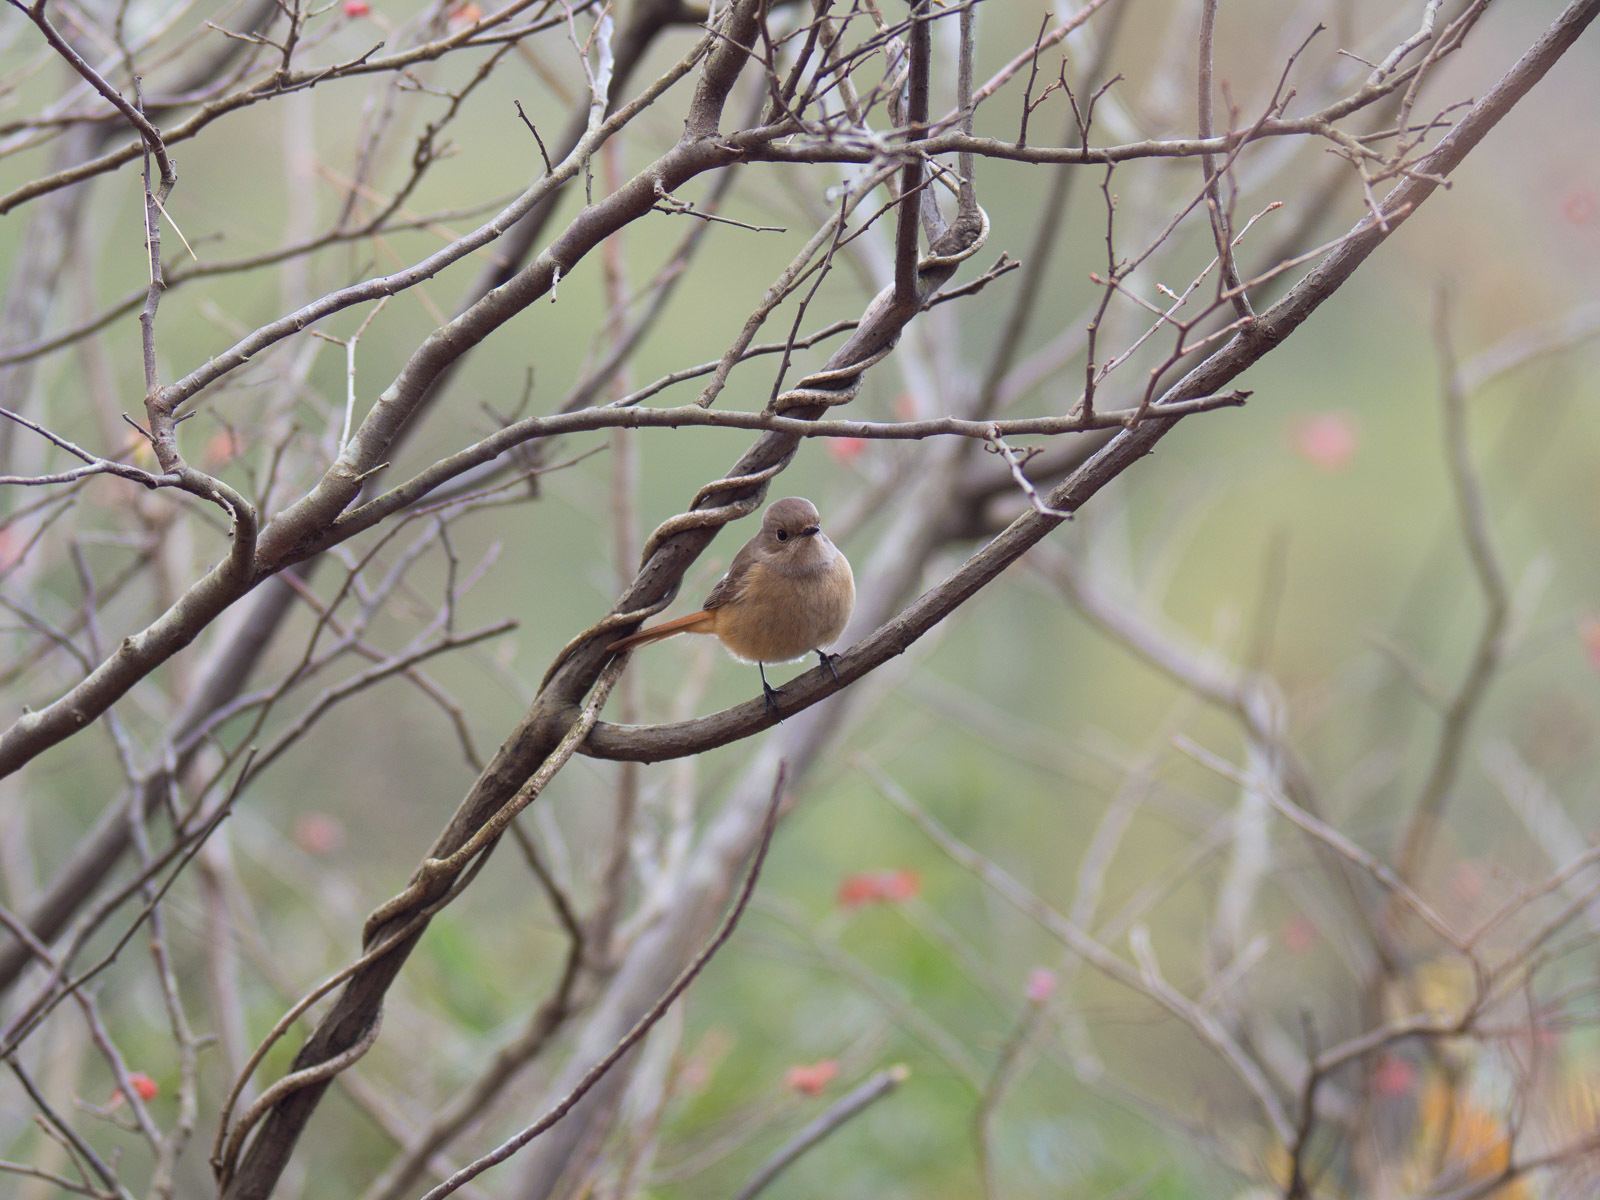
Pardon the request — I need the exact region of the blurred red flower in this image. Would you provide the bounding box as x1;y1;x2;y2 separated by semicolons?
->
1288;412;1359;472
204;430;242;467
293;813;346;855
1579;615;1600;674
1280;914;1318;953
1561;184;1598;225
836;869;920;908
878;869;919;901
826;436;867;464
1449;860;1485;905
1025;967;1057;1004
1372;1054;1416;1097
835;874;880;907
785;1060;838;1096
343;0;372;15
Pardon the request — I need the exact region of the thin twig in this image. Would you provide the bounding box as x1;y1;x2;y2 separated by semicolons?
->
1393;295;1510;889
727;1065;910;1200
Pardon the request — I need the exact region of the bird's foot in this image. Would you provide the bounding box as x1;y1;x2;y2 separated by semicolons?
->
762;681;784;721
815;650;841;682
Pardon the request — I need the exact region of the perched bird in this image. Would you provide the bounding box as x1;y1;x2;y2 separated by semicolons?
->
609;497;855;714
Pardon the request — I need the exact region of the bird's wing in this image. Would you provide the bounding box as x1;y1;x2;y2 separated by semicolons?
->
703;541;759;610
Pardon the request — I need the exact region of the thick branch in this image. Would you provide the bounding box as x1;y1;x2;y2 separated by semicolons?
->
218;4;773;1193
582;0;1600;758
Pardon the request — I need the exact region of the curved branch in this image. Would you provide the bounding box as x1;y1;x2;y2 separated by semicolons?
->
584;0;1600;760
580;395;1223;762
415;764;786;1200
216;5;774;1194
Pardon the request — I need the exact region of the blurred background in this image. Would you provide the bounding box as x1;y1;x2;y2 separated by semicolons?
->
3;0;1600;1196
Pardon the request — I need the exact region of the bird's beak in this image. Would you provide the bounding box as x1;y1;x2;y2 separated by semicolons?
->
802;525;820;537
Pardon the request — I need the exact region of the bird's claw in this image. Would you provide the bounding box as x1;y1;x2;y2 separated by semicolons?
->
763;681;784;721
815;650;841;682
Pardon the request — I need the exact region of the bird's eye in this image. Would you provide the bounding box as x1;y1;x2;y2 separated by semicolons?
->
775;530;788;541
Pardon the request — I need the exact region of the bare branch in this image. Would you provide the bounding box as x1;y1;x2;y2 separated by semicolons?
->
415;763;787;1200
728;1064;910;1200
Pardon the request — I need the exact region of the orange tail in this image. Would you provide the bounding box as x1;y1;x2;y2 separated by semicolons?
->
609;610;717;653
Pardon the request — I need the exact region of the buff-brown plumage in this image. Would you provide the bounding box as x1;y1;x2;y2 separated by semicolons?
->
609;498;855;709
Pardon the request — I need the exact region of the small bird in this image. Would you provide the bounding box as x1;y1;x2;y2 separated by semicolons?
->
609;497;855;714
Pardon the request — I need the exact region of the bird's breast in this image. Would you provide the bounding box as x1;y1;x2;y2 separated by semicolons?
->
715;554;856;664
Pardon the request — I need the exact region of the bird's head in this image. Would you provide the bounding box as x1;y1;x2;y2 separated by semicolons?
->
759;497;831;563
